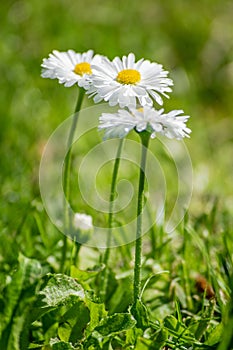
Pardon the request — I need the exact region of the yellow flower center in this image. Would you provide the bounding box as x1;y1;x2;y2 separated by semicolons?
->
116;69;141;85
74;62;92;76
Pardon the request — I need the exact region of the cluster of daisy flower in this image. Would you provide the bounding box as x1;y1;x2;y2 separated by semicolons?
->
41;49;191;140
42;49;191;297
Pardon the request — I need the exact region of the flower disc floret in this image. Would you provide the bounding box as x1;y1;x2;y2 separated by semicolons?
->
116;69;141;84
74;62;92;76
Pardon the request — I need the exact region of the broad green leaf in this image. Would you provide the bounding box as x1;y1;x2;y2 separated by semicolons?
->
95;313;136;336
205;323;223;346
23;274;87;346
85;299;107;333
39;274;85;307
62;301;90;343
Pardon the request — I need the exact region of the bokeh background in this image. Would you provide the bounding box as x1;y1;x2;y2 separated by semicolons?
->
1;0;233;242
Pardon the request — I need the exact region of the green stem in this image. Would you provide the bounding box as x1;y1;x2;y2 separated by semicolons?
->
60;88;85;272
104;138;124;264
133;131;150;304
73;241;81;266
147;206;156;257
101;138;124;300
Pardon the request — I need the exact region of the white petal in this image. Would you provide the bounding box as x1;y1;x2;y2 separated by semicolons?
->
41;49;100;88
88;53;173;107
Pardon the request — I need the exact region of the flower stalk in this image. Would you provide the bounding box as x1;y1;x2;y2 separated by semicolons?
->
133;130;150;304
104;138;124;263
60;88;85;272
100;138;124;300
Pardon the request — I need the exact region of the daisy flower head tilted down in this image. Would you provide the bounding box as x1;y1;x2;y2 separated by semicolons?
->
73;213;93;244
86;53;173;108
99;106;191;140
41;49;102;89
74;213;93;232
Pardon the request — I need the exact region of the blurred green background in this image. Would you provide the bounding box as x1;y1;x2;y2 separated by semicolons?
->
1;0;233;240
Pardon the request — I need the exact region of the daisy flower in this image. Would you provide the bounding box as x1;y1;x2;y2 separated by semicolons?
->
74;213;93;231
99;106;191;140
41;49;102;88
87;53;173;108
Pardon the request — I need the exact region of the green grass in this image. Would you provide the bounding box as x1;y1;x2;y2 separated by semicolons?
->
1;0;233;349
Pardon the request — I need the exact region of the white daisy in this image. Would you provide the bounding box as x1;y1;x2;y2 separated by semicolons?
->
98;106;191;140
74;213;93;231
41;49;102;88
87;53;173;108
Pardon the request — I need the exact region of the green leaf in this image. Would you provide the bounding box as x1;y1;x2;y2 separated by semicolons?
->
28;344;44;349
58;323;71;342
85;300;107;334
0;254;41;331
195;298;215;341
23;274;88;347
130;300;149;329
152;328;168;349
33;212;51;250
95;313;136;336
125;327;143;347
6;313;28;350
43;321;59;344
49;338;76;349
62;301;90;343
39;274;85;307
163;315;196;344
0;254;42;350
107;274;132;313
135;337;151;349
205;323;223;346
70;264;104;282
164;315;180;331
